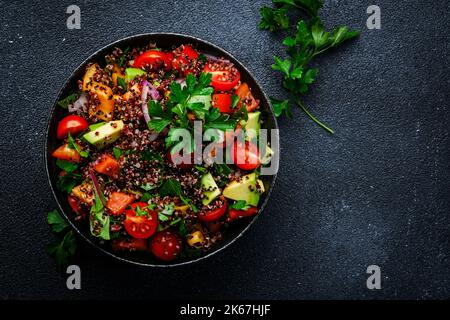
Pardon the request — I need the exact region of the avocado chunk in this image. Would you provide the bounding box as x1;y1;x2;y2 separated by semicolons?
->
83;120;124;149
188;94;212;108
201;173;221;205
223;173;261;207
260;144;274;165
125;68;146;82
240;111;260;139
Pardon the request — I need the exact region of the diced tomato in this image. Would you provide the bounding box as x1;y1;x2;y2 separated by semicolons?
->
235;83;259;112
52;143;81;163
228;207;259;222
124;202;158;239
212;93;233;113
204;62;240;92
133;50;172;70
172;45;199;76
57;115;88;139
231;141;260;171
198;198;228;222
93;154;120;178
150;231;182;261
67;195;87;216
111;238;148;252
106;192;136;216
167;150;194;170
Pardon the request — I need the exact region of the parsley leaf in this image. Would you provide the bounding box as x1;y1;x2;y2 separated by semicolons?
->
67;133;89;158
159;178;182;197
117;77;127;90
270;98;292;118
273;0;324;17
46;230;77;267
118;47;130;67
57;93;78;109
148;118;171;133
140;183;157;191
46;210;77;267
47;209;69;233
180;195;199;213
229;200;251;211
231;94;240;109
259;6;289;31
56;172;82;193
259;0;358;134
140;192;153;202
272;56;292;78
113;147;122;159
158;203;175;222
135;206;148;217
56;159;78;173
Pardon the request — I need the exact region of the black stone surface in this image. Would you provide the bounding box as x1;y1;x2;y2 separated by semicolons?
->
1;0;449;299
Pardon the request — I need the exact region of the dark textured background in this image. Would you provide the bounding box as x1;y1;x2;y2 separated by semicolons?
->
1;0;449;299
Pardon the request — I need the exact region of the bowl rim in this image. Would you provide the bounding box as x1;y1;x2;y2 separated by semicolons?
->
44;32;279;267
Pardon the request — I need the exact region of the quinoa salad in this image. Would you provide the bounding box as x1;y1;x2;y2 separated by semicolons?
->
51;43;273;262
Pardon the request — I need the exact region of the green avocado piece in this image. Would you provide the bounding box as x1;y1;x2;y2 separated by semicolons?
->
83;120;124;149
201;172;221;205
125;68;146;82
188;94;212;109
260;144;274;165
223;173;261;207
240;111;260;139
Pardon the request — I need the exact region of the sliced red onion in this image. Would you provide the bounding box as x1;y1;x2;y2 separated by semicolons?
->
141;82;151;124
176;78;186;88
203;53;230;64
89;170;106;207
68;92;88;113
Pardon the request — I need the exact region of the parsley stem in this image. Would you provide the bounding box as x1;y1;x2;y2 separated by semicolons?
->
295;99;334;134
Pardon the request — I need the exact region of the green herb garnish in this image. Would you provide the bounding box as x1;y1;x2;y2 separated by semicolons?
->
229;200;251;211
56;159;78;173
159;178;182;197
67;132;89;158
57;93;78;109
259;0;359;133
46;209;77;267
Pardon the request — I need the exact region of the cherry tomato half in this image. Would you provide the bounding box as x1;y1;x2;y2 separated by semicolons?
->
198;198;228;222
228;207;259;222
204;62;240;92
150;230;182;261
133;50;171;70
124;202;158;239
172;45;199;75
52;143;81;163
57;115;89;139
212;93;233;113
231;141;260;171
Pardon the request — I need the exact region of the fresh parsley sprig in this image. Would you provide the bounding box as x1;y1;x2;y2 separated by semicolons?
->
259;0;359;133
46;209;77;267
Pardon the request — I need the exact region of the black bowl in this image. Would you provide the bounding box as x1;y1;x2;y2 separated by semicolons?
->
45;33;278;266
